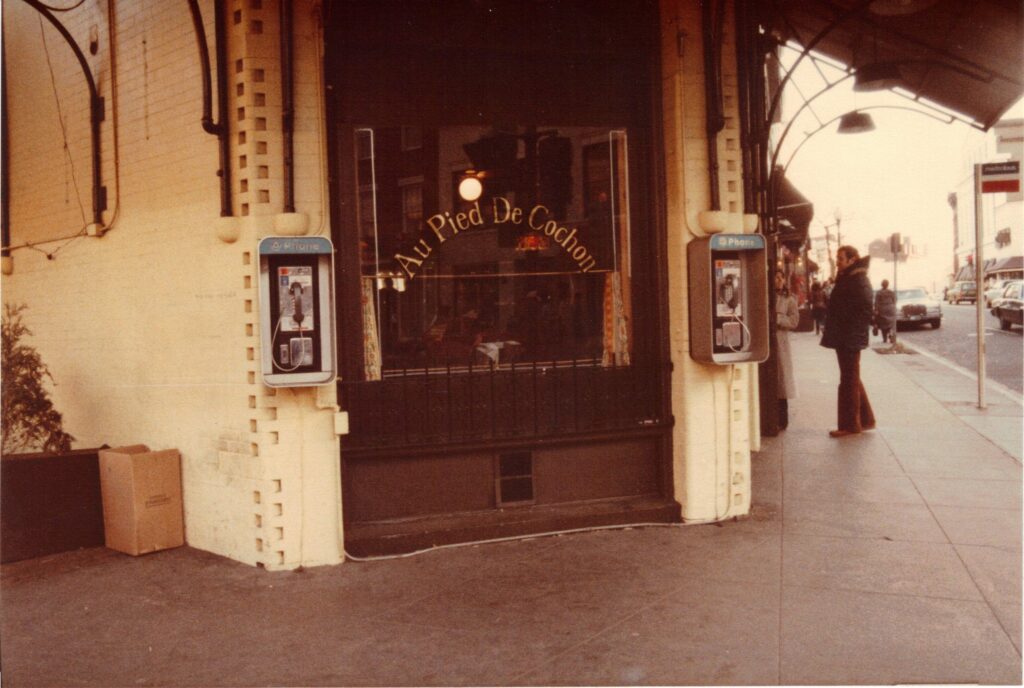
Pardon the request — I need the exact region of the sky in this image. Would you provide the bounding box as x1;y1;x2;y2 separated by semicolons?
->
778;47;1023;293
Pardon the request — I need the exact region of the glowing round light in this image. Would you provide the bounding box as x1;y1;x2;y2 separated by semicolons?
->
458;176;483;202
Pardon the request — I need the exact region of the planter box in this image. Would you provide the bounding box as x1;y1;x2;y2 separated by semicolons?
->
1;448;106;563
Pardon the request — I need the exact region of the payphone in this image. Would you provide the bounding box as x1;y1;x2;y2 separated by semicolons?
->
258;236;337;387
687;233;769;364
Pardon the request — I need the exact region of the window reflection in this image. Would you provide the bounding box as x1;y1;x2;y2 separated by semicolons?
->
356;125;632;376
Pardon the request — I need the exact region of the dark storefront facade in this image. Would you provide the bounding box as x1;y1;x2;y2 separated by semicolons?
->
325;1;678;555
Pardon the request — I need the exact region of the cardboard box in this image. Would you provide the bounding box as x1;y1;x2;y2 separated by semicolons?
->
98;445;184;555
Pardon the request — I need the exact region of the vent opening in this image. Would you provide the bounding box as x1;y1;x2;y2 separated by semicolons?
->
496;451;534;506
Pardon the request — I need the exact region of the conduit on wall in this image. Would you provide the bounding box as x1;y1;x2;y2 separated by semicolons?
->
187;0;232;217
2;41;10;257
701;0;726;212
280;0;295;213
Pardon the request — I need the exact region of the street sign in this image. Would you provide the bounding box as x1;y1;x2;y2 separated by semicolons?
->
980;161;1021;194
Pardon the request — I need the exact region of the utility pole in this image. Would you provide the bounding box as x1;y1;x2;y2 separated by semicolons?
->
820;209;843;279
824;225;834;278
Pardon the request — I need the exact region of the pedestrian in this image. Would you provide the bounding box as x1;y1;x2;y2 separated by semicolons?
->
810;281;827;334
873;279;897;343
775;270;799;430
820;245;876;437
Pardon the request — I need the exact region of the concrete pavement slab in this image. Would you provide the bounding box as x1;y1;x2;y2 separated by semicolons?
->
783;472;925;506
783;431;893;457
896;452;1021;480
930;505;1023;550
781;586;1022;685
879;422;995;441
884;436;1016;461
958;416;1024;461
751;459;782;506
508;580;781;686
783;449;906;477
620;522;784;588
783;499;948;543
782;534;983;600
911;476;1023;510
956;544;1023;652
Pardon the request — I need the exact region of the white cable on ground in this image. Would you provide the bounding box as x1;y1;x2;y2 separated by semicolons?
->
343;519;717;562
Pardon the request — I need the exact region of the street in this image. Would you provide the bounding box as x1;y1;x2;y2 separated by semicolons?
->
892;302;1023;394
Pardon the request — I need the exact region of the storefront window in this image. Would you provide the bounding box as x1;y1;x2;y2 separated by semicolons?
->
355;125;633;377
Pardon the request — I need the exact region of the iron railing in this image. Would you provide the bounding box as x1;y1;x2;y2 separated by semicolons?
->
339;360;663;452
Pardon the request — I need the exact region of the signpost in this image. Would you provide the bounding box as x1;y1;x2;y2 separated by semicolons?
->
974;160;1021;409
890;232;901;345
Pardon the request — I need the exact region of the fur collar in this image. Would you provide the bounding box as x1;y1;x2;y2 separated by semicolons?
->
839;255;870;278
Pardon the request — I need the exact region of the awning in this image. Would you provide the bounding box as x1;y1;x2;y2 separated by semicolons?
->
768;0;1024;129
984;255;1024;275
775;172;814;246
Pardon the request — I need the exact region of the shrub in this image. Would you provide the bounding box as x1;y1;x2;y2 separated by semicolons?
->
1;303;75;454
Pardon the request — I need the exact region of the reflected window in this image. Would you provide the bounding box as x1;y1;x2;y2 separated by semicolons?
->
356;125;633;377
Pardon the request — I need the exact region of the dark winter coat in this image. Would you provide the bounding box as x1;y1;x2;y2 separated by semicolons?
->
821;256;873;351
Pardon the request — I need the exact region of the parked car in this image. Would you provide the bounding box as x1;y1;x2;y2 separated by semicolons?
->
947;281;977;304
990;280;1023;331
984;279;1016;307
895;287;942;329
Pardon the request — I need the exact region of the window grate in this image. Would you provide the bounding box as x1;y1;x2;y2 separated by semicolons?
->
339;361;663;452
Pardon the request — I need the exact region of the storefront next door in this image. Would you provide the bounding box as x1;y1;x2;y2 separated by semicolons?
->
325;0;678;555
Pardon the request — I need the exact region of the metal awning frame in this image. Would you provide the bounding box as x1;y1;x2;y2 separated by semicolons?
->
764;0;1023;132
777;42;988;132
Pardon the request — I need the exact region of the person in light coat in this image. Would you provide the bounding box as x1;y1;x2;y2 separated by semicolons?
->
873;279;897;343
775;269;799;429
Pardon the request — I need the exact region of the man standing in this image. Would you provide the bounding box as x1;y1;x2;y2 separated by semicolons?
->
820;246;876;437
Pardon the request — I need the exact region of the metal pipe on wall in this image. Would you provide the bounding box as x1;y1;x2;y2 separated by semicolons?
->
2;42;10;256
187;0;232;217
280;0;295;213
702;0;726;211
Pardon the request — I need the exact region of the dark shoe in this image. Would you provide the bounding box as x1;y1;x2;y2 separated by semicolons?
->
829;429;859;438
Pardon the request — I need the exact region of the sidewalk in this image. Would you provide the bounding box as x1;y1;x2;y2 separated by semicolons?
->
1;332;1021;686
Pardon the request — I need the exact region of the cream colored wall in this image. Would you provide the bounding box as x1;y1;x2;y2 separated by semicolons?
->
2;0;343;570
660;0;757;522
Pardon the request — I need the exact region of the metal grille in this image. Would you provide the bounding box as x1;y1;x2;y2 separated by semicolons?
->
339;361;662;452
902;304;926;316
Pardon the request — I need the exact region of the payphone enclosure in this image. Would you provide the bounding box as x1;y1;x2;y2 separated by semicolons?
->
258;236;337;387
687;233;769;365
